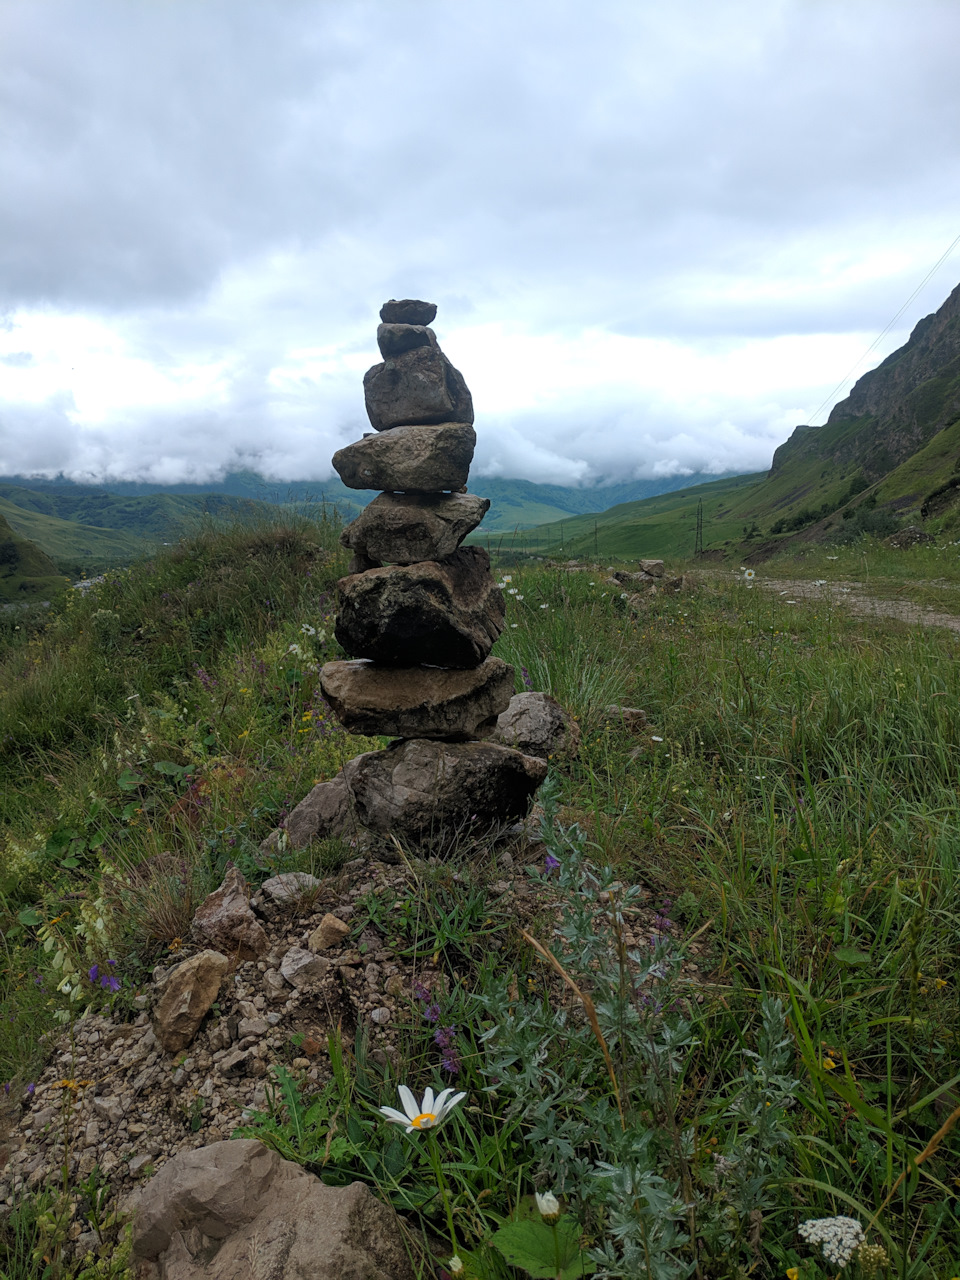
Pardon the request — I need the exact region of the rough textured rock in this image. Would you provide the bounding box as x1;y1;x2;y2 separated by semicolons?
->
131;1139;415;1279
605;704;649;732
258;873;322;904
191;869;269;961
376;322;436;358
308;913;351;951
489;692;580;759
340;491;490;565
640;559;665;577
335;547;504;668
332;422;476;492
364;344;474;430
152;952;229;1055
320;656;514;739
885;524;935;548
280;947;330;990
379;298;436;326
259;774;353;857
343;738;548;839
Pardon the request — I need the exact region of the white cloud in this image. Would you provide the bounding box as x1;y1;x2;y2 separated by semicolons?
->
2;0;960;485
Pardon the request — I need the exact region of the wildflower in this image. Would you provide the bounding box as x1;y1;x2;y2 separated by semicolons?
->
511;623;518;628
786;1269;799;1280
287;644;303;656
300;624;316;636
379;1084;465;1133
651;735;663;742
535;1190;561;1222
544;852;561;874
540;603;549;609
502;575;512;583
26;1082;34;1096
798;1216;864;1268
507;587;518;595
743;569;755;580
448;1258;464;1275
857;1244;889;1277
822;1058;837;1070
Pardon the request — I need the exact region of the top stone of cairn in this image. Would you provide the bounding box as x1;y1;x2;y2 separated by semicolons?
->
379;298;437;326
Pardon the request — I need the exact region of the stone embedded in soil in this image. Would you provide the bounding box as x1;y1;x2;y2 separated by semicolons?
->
259;773;353;857
376;322;436;359
280;947;330;990
191;867;269;961
489;691;581;759
342;738;548;840
308;913;351;951
379;297;437;326
364;344;474;430
131;1139;415;1278
340;490;490;565
320;655;515;739
334;547;504;668
332;422;476;492
152;950;230;1054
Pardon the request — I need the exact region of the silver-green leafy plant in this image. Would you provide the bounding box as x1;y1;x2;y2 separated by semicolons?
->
480;777;800;1279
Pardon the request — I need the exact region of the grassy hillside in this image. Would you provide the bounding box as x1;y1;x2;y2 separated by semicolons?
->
2;519;960;1274
0;513;70;601
480;472;766;559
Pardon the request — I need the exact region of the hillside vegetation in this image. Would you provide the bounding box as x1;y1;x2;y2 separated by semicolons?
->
1;515;959;1276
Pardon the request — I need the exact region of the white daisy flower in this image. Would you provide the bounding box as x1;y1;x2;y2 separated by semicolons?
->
743;569;755;580
535;1191;561;1221
540;603;549;609
379;1084;466;1133
300;624;316;636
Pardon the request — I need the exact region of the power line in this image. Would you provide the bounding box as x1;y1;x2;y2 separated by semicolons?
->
806;230;960;426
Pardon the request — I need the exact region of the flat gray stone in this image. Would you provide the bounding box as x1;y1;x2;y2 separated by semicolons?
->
332;422;476;493
320;656;515;739
340;490;490;565
379;298;436;325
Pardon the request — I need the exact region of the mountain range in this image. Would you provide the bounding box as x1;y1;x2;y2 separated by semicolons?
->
5;277;960;589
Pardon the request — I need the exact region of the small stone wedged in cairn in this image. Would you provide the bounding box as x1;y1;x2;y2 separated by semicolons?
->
380;298;437;325
320;656;515;740
364;344;474;430
340;490;490;565
332;422;476;492
377;322;436;358
342;738;548;839
335;546;505;668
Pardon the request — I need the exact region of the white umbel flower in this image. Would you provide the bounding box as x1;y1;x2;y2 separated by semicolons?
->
379;1084;466;1133
798;1216;865;1268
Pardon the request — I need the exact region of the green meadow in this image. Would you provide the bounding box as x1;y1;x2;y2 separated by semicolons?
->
0;514;959;1277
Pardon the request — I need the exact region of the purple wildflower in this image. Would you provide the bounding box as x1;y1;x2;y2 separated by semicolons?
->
412;981;431;1003
423;1002;440;1023
435;1026;461;1075
3;1083;9;1096
88;964;99;983
101;976;120;993
544;853;561;874
26;1083;34;1096
521;666;533;689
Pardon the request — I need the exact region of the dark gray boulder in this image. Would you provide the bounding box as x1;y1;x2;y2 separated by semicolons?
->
376;323;436;358
364;344;474;430
342;738;548;840
335;547;504;668
379;298;437;325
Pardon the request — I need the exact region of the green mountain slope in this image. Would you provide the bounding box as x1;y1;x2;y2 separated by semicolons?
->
478;473;765;559
0;499;153;576
0;513;70;600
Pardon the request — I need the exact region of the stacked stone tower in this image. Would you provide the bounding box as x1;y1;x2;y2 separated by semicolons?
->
319;299;546;844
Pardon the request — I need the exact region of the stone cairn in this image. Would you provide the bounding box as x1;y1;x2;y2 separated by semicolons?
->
319;299;547;845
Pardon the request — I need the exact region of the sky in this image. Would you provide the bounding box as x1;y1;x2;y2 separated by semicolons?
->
2;0;960;490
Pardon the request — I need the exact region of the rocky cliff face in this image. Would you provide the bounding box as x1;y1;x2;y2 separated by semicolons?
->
769;282;960;482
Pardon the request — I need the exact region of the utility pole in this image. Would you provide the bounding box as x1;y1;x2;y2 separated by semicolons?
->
694;499;703;559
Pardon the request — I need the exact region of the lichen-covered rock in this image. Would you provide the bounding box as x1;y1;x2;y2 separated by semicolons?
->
320;656;514;739
259;774;353;858
332;422;476;493
340;491;489;565
342;738;547;840
335;547;504;669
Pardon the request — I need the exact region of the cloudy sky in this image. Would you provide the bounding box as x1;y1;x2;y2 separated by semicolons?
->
2;0;960;489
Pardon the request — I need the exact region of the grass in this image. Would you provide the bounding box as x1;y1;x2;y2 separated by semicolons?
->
1;520;960;1276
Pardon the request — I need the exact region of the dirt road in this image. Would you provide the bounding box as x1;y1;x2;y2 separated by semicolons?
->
757;578;960;634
